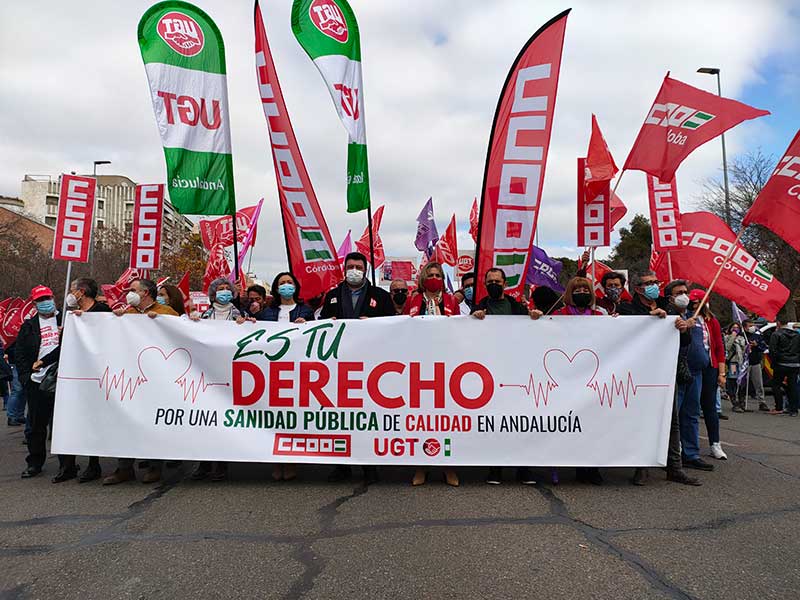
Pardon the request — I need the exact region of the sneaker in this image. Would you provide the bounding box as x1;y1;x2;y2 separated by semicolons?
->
732;406;745;413
759;403;770;412
666;469;702;486
682;458;714;471
710;443;728;460
717;413;730;420
102;468;136;485
769;409;784;415
516;467;536;485
486;467;502;485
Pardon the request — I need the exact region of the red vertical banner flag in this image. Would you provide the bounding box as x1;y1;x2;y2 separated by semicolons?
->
254;1;342;300
577;158;610;247
130;184;165;269
646;175;682;252
434;214;459;267
623;74;769;182
742;129;800;253
355;204;385;268
474;10;569;299
469;197;479;243
52;174;97;263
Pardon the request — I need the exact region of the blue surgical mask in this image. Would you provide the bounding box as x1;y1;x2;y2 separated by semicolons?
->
156;296;167;305
278;283;296;299
464;287;474;302
215;290;233;304
643;284;660;300
36;300;56;314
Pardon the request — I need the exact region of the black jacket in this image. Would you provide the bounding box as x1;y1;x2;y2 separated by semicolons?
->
472;295;529;315
16;311;62;385
769;327;800;367
320;281;394;319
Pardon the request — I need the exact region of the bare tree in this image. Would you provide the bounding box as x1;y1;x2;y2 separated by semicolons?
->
698;149;800;320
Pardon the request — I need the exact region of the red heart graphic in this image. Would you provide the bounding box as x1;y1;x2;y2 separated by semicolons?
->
137;347;192;384
542;349;600;388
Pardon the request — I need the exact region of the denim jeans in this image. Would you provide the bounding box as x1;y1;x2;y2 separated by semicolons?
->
6;365;26;423
676;372;702;461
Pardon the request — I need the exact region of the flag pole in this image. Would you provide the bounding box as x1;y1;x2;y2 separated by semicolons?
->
62;261;73;316
231;214;240;284
366;205;376;285
610;170;625;199
667;252;674;281
692;228;745;319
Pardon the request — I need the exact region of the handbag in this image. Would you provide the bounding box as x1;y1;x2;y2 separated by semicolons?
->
39;363;59;394
676;355;693;385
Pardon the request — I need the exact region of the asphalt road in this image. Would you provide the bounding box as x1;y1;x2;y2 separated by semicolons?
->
1;408;799;600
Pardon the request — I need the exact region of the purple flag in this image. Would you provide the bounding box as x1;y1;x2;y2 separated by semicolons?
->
337;230;353;266
415;197;439;256
229;198;264;283
732;301;748;324
526;245;565;292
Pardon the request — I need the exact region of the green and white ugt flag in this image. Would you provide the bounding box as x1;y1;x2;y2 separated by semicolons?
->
138;1;235;215
291;0;370;213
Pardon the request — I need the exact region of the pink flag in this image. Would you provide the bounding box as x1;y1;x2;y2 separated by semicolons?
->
229;198;264;282
337;229;353;268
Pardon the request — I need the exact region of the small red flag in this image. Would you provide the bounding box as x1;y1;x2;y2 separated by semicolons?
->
177;272;191;314
623;74;769;182
434;214;459;267
742;129;800;253
585;114;618;202
469;197;479;243
355;205;385;268
610;192;627;229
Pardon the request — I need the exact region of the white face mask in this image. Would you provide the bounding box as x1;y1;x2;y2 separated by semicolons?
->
345;268;365;286
126;291;141;307
747;326;756;334
66;293;79;308
673;294;690;309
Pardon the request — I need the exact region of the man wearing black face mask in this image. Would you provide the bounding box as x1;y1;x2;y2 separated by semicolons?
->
471;268;541;320
389;279;409;315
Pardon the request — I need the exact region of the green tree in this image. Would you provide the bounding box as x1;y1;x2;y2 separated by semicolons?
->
607;214;653;276
158;233;208;290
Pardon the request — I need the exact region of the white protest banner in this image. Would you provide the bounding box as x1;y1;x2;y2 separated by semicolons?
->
130;184;165;269
53;314;678;466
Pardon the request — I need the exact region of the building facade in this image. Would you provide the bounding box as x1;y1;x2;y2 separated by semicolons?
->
20;174;194;253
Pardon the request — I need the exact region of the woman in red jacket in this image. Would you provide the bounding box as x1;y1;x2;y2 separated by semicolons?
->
554;277;604;485
405;261;459;487
691;289;728;460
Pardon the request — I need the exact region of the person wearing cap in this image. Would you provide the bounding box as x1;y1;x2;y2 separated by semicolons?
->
17;285;65;480
103;278;178;486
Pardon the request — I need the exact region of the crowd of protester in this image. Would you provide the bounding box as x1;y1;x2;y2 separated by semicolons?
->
2;251;799;490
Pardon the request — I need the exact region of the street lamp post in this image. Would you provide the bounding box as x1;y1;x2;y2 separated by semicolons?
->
697;67;732;226
90;160;111;277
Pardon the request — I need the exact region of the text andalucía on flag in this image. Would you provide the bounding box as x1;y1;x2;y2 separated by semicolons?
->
254;1;342;300
474;10;569;300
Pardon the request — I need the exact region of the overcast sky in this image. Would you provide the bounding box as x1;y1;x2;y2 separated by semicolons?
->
1;0;798;281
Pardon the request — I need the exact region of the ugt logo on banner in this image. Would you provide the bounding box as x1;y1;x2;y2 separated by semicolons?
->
130;184;165;270
52;174;97;263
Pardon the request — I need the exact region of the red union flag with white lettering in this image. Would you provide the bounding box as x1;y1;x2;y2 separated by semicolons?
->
52;174;97;263
742;129;800;253
577;158;610;247
623;74;769;182
199;205;259;249
475;10;569;300
254;1;342;299
130;184;165;269
646;175;682;252
655;211;789;320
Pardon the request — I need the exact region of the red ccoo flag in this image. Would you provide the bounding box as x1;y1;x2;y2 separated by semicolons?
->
655;211;789;320
355;205;385;268
623;74;769;182
434;214;459;267
585;114;618;202
610;192;627;229
742;129;800;253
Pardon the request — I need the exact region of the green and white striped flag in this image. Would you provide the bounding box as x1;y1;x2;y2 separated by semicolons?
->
291;0;370;213
138;1;235;215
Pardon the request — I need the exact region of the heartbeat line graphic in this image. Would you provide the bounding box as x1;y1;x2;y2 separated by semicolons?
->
59;346;228;403
176;373;230;404
60;367;146;402
500;348;670;409
500;375;558;407
587;373;670;408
